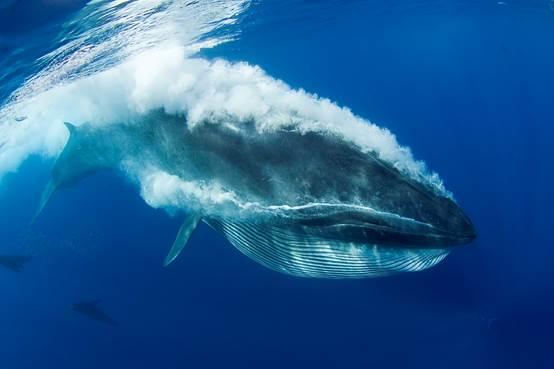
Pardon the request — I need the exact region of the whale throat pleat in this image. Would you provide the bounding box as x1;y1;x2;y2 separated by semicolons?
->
206;219;449;278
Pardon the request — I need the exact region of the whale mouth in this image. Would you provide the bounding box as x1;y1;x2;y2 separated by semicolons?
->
291;200;476;249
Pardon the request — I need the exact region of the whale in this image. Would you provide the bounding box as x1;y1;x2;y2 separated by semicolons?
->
34;110;475;278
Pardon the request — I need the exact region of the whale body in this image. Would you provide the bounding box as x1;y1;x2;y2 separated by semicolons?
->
36;111;475;278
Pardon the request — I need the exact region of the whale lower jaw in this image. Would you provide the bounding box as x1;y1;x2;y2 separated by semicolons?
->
205;218;450;279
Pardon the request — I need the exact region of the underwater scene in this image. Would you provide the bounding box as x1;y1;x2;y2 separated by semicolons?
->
1;0;553;368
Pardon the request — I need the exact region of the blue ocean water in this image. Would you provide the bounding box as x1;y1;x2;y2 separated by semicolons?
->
1;1;554;368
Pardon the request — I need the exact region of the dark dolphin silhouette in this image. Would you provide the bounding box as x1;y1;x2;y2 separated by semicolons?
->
72;300;119;327
0;255;32;272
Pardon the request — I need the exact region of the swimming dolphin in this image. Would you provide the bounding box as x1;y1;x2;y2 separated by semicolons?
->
34;111;475;278
0;255;32;272
72;300;119;327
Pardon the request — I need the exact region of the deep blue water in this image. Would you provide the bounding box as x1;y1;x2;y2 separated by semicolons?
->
1;1;554;368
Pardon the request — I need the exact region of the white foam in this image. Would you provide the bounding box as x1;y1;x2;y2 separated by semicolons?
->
139;169;242;213
1;47;447;193
0;0;449;209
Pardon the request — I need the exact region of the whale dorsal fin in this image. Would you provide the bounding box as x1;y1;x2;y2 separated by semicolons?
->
163;213;202;267
64;121;77;134
32;122;115;223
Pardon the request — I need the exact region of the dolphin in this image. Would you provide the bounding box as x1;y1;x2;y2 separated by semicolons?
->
34;111;475;278
0;255;32;272
72;300;119;327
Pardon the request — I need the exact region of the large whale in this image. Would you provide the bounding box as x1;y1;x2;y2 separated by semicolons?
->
35;110;475;278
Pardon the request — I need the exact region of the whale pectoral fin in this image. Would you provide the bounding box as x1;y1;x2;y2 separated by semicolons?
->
205;219;449;279
163;213;202;267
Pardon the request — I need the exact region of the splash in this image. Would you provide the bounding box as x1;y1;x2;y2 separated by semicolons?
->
0;0;448;203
